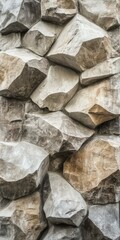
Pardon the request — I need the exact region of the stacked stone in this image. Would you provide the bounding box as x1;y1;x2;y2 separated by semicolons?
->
0;0;120;239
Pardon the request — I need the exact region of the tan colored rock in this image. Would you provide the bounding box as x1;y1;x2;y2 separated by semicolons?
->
0;192;47;240
31;65;79;111
63;135;120;202
41;0;77;25
65;74;120;128
80;57;120;86
0;33;21;51
0;48;49;99
22;21;62;56
47;14;113;72
79;0;120;30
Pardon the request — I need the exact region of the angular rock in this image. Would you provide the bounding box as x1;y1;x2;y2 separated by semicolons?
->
82;203;120;240
65;74;120;128
0;48;49;99
79;0;120;30
108;27;120;54
0;192;47;240
80;57;120;86
0;141;49;199
41;0;77;25
63;135;120;204
0;0;41;34
31;65;79;111
41;225;82;240
0;33;21;51
44;172;87;226
98;117;120;136
22;111;94;156
22;21;62;56
47;14;113;72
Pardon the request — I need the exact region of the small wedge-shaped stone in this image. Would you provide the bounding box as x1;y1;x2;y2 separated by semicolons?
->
0;141;49;199
0;48;49;99
80;57;120;86
79;0;120;30
41;0;77;25
0;0;41;34
44;172;87;226
47;14;113;72
64;135;120;204
65;74;120;128
0;33;21;51
82;203;120;240
22;21;62;56
0;192;47;240
31;65;79;111
22;111;94;156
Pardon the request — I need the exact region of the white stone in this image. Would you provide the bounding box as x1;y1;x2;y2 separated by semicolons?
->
0;33;21;51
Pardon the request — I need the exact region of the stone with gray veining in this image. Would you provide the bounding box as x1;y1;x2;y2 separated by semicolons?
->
0;33;21;51
108;27;120;55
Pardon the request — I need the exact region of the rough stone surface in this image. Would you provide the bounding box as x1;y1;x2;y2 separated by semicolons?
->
108;27;120;54
65;74;120;128
0;141;49;199
64;135;120;204
82;203;120;240
98;117;120;136
80;57;120;86
0;33;21;51
79;0;120;30
0;192;47;240
41;0;77;25
44;172;87;226
47;14;113;72
22;111;94;156
31;65;79;111
0;0;41;34
0;48;49;99
22;21;62;56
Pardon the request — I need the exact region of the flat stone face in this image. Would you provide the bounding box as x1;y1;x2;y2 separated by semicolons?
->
63;135;120;203
47;14;113;72
22;21;62;56
79;0;120;30
80;57;120;86
0;192;47;240
41;0;77;25
0;48;49;99
31;65;79;111
108;27;120;54
82;203;120;240
65;74;120;128
0;0;41;34
22;111;94;156
0;33;21;51
44;172;87;226
0;141;49;199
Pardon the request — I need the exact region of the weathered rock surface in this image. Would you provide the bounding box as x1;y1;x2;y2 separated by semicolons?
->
82;203;120;240
41;0;77;25
22;21;62;56
99;117;120;136
0;192;47;240
79;0;120;30
0;0;41;34
65;74;120;128
42;225;82;240
22;111;94;156
64;135;120;204
0;48;49;99
108;27;120;54
0;141;49;199
80;57;120;86
31;65;79;111
44;172;87;226
0;33;21;51
47;14;113;72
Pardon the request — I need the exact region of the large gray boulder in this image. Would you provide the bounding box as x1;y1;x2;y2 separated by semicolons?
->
0;33;21;51
0;48;49;99
0;192;47;240
44;172;87;226
0;141;49;199
47;14;113;72
31;65;79;111
22;111;94;156
0;0;41;34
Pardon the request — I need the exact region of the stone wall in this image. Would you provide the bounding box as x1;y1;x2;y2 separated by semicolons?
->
0;0;120;239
